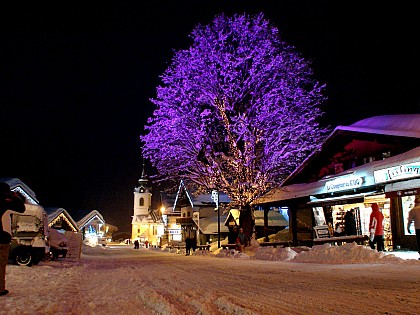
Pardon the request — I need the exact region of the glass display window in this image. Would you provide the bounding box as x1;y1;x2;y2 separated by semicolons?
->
402;195;415;235
312;207;326;226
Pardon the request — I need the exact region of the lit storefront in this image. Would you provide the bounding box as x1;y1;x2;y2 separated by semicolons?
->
255;115;420;250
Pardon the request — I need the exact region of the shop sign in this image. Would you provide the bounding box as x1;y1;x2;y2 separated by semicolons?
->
325;176;363;193
211;190;219;210
314;225;331;239
374;162;420;183
168;229;181;235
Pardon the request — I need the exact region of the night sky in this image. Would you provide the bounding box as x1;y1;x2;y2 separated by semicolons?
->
1;1;419;232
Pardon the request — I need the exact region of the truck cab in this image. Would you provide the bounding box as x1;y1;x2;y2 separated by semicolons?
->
3;204;50;266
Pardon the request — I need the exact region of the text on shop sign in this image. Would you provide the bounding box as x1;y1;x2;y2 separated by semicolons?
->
325;176;363;192
374;163;420;183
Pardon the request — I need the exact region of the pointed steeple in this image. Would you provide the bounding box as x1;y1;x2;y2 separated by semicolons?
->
135;159;150;193
138;161;148;186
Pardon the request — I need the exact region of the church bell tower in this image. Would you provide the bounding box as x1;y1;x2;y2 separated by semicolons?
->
133;163;151;217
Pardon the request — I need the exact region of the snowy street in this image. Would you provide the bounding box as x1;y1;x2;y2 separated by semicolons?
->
1;243;419;315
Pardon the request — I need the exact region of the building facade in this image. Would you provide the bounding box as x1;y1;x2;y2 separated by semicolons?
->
255;114;420;251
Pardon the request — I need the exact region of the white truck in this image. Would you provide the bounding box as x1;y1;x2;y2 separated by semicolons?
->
2;204;50;266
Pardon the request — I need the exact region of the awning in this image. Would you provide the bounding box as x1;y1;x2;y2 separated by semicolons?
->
307;192;381;205
384;178;420;197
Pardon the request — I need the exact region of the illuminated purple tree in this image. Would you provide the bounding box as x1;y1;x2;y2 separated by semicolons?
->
141;13;329;235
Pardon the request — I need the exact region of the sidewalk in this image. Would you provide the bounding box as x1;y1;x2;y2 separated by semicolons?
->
384;250;419;260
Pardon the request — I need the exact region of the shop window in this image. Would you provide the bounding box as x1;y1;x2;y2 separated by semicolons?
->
402;196;416;235
313;207;326;226
382;151;391;159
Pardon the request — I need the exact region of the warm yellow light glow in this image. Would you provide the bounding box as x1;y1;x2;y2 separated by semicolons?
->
160;206;165;214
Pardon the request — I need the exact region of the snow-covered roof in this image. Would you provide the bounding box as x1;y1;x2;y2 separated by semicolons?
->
132;214;158;224
223;209;240;226
192;192;231;205
281;114;420;187
0;177;39;204
341;114;420;138
196;216;229;234
44;207;79;232
74;210;105;229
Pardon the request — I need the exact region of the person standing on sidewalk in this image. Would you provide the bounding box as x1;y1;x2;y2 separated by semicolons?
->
369;203;384;252
407;195;420;260
0;182;26;296
236;228;246;252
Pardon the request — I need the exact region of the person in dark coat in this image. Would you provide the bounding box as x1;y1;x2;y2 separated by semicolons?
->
344;209;357;236
0;182;26;296
236;228;246;252
185;237;191;256
229;227;238;244
191;237;197;252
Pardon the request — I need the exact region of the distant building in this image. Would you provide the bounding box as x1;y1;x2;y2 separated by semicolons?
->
71;209;117;245
44;207;79;232
131;165;165;247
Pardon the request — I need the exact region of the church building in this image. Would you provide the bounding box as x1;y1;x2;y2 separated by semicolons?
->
131;165;165;247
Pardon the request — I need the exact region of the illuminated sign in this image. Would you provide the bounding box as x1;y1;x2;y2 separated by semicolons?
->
325;176;363;192
168;229;181;235
374;162;420;183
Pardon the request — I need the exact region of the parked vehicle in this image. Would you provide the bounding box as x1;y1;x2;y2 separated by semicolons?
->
98;237;107;246
3;204;50;266
48;228;68;260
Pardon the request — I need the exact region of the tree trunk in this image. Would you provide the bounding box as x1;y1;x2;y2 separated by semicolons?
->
239;204;255;246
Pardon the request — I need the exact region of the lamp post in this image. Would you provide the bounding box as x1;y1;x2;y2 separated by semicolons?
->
160;206;169;247
211;190;220;248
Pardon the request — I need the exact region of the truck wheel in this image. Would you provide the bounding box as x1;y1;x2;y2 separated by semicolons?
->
15;250;33;267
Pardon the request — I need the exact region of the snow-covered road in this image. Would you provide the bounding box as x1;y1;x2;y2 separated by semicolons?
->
1;244;419;315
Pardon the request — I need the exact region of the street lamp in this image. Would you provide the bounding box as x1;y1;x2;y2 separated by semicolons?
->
211;190;220;248
160;206;168;247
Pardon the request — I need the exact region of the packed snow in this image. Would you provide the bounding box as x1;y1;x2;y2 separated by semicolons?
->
1;239;419;315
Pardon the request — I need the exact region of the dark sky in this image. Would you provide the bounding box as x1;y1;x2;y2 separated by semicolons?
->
1;1;419;232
